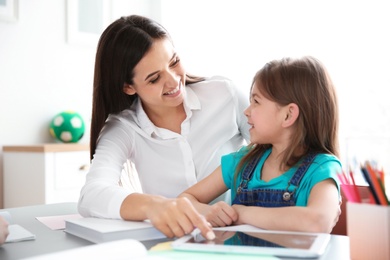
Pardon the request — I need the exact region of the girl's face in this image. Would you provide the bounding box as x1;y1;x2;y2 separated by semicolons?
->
123;38;186;112
244;83;287;145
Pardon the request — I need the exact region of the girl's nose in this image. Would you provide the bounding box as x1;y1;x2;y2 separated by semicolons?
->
244;106;251;117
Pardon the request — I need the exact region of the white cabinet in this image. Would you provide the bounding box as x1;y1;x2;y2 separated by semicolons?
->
3;144;90;208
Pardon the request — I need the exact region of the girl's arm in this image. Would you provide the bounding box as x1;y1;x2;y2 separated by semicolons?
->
232;179;340;233
179;166;238;227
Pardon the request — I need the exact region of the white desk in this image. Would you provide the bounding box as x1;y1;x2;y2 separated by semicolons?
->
0;203;351;259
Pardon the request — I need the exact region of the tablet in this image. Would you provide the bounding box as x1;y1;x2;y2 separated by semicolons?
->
171;225;330;258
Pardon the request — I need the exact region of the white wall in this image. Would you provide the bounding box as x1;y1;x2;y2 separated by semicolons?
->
0;0;95;207
160;0;390;177
0;0;94;146
1;0;390;207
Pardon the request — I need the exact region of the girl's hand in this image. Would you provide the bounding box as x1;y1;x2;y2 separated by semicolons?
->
145;197;215;240
231;204;246;225
203;201;238;227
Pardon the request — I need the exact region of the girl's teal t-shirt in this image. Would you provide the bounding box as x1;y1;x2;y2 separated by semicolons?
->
221;148;342;206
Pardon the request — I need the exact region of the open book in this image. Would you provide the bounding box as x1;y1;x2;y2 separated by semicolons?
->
23;239;151;259
0;211;36;243
23;238;278;260
65;217;166;244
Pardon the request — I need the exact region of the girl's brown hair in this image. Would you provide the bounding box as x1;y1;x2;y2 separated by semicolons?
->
235;56;339;179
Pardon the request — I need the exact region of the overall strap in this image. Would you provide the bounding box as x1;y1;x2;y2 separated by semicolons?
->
236;153;263;193
242;155;262;181
282;153;317;201
290;153;317;186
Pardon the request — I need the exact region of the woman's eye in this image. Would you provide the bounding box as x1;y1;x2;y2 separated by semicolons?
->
150;76;160;84
171;57;180;67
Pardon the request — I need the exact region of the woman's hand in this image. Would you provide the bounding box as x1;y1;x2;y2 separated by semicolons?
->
0;216;9;245
141;196;215;240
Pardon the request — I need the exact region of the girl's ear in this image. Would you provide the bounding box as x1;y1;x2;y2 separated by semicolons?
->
123;83;137;95
282;103;299;127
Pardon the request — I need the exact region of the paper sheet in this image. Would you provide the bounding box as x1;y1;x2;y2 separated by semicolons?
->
0;211;36;243
6;224;36;243
36;214;83;230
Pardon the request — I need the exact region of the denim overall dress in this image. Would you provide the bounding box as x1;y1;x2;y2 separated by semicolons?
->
229;153;317;246
232;152;317;207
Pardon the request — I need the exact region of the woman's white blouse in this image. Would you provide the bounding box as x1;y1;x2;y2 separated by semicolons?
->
78;76;250;219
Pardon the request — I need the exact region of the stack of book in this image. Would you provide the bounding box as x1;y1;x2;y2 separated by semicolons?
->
65;217;166;244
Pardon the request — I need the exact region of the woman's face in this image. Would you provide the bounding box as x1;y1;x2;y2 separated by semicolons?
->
123;38;186;112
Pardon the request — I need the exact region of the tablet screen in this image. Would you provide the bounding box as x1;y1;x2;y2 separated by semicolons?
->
189;230;316;250
172;227;330;258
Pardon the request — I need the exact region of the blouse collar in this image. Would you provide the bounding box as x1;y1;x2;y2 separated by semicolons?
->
135;86;201;138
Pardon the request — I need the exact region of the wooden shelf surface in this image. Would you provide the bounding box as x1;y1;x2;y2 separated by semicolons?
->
3;143;89;153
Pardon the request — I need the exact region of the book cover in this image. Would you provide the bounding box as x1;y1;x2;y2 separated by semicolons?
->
65;217;166;244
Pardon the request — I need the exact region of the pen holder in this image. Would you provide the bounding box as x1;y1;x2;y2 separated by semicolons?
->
347;202;390;260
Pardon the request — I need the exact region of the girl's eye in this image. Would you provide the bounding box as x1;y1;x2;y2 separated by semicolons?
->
251;98;259;104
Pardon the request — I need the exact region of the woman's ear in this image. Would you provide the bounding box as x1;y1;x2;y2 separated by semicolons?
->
123;83;137;95
282;103;299;127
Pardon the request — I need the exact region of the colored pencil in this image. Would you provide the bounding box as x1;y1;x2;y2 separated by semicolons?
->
365;162;389;206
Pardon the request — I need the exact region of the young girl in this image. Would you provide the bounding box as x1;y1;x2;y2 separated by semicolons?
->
179;56;342;233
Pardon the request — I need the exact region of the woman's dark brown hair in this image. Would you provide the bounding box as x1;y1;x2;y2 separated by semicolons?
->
90;15;203;160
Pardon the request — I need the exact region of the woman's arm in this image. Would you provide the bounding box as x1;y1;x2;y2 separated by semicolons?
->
179;166;238;227
78;119;215;240
232;179;340;233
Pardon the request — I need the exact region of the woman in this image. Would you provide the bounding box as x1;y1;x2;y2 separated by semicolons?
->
78;15;250;240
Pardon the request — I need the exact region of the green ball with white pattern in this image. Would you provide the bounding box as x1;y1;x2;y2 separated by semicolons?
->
50;111;85;143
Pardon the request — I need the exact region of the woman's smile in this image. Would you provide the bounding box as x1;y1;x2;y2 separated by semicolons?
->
163;82;181;97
